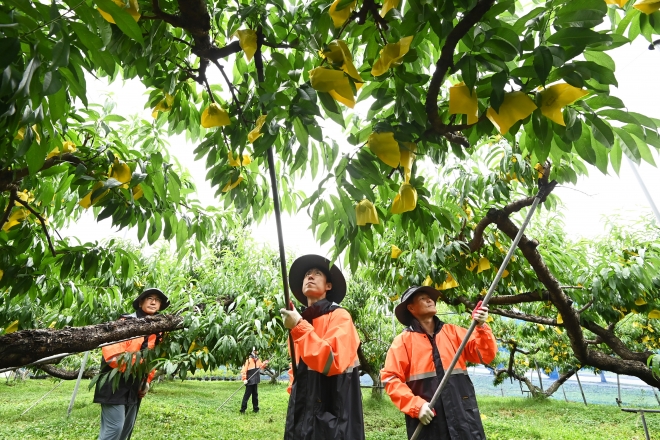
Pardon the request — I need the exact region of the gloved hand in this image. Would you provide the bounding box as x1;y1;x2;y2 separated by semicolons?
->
280;306;302;329
243;380;248;385
472;300;489;326
418;402;435;425
138;382;149;398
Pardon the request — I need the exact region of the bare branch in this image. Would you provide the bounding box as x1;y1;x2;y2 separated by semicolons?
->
13;197;57;256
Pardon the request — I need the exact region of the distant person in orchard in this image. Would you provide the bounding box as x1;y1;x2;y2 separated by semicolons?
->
93;288;170;440
280;254;365;440
240;347;269;414
381;286;497;440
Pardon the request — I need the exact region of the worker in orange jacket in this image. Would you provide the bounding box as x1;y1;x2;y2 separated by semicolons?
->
280;254;365;440
381;286;497;440
93;288;169;440
240;347;268;413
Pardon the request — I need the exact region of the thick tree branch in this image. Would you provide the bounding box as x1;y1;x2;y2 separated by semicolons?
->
0;314;184;369
425;0;496;136
0;153;83;191
40;363;97;380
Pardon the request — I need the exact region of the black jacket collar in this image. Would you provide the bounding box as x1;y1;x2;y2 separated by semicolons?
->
300;298;339;322
407;316;443;335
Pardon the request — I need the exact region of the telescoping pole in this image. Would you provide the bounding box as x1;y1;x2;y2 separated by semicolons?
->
410;191;545;440
217;368;263;411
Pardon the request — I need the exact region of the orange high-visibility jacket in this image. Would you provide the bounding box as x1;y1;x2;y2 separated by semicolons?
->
381;317;497;440
241;355;264;384
285;299;365;440
93;313;160;405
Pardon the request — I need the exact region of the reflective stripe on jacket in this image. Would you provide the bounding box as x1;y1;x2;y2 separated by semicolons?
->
241;355;263;385
93;312;159;405
381;317;497;440
284;299;365;440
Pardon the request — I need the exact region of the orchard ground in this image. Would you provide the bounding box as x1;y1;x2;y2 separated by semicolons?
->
2;378;660;440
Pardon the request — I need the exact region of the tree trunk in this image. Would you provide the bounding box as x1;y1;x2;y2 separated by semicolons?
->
0;314;184;369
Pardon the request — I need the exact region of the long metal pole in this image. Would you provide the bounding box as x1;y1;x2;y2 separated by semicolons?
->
411;195;543;440
266;147;297;377
217;368;262;410
626;156;660;224
254;29;296;377
20;381;64;416
67;351;89;417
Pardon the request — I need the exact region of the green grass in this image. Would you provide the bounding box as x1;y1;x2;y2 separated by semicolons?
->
1;379;658;439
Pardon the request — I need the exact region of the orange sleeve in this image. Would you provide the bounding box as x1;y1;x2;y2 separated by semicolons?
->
453;323;498;365
381;334;426;418
290;308;359;376
101;340;131;370
241;359;249;380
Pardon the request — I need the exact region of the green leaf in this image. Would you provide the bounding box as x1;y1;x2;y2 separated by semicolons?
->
13;58;41;98
610;138;622;174
42;71;63;96
70;22;104;50
574;125;597;166
459;55;477;91
631;134;657;166
334;0;355;12
52;40;70;69
0;37;20;71
613;127;641;164
584;50;615;72
533;46;553;84
584;113;614;148
546;28;611;47
95;0;144;45
293;117;309;149
26;139;51;176
318;92;345;128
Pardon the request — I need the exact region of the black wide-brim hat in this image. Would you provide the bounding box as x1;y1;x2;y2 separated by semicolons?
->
133;288;170;311
394;286;441;326
288;254;347;305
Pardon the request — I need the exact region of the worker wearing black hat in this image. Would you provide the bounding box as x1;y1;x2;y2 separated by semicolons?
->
280;254;365;440
94;288;169;440
381;286;496;439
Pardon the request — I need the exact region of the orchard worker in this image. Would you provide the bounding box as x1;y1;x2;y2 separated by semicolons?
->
381;286;496;440
240;347;269;413
93;288;169;440
280;254;365;440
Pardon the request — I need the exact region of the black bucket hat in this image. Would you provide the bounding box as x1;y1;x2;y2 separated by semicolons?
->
288;254;347;305
133;288;170;312
394;286;441;326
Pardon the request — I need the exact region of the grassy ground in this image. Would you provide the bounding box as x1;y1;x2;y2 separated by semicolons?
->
1;379;658;439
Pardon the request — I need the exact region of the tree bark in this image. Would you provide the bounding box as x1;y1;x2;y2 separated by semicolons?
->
0;314;183;369
39;364;98;380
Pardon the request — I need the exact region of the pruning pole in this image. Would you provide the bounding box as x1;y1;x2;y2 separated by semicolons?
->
20;381;64;417
255;29;296;378
67;351;89;418
410;193;543;440
266;146;297;378
217;368;262;411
